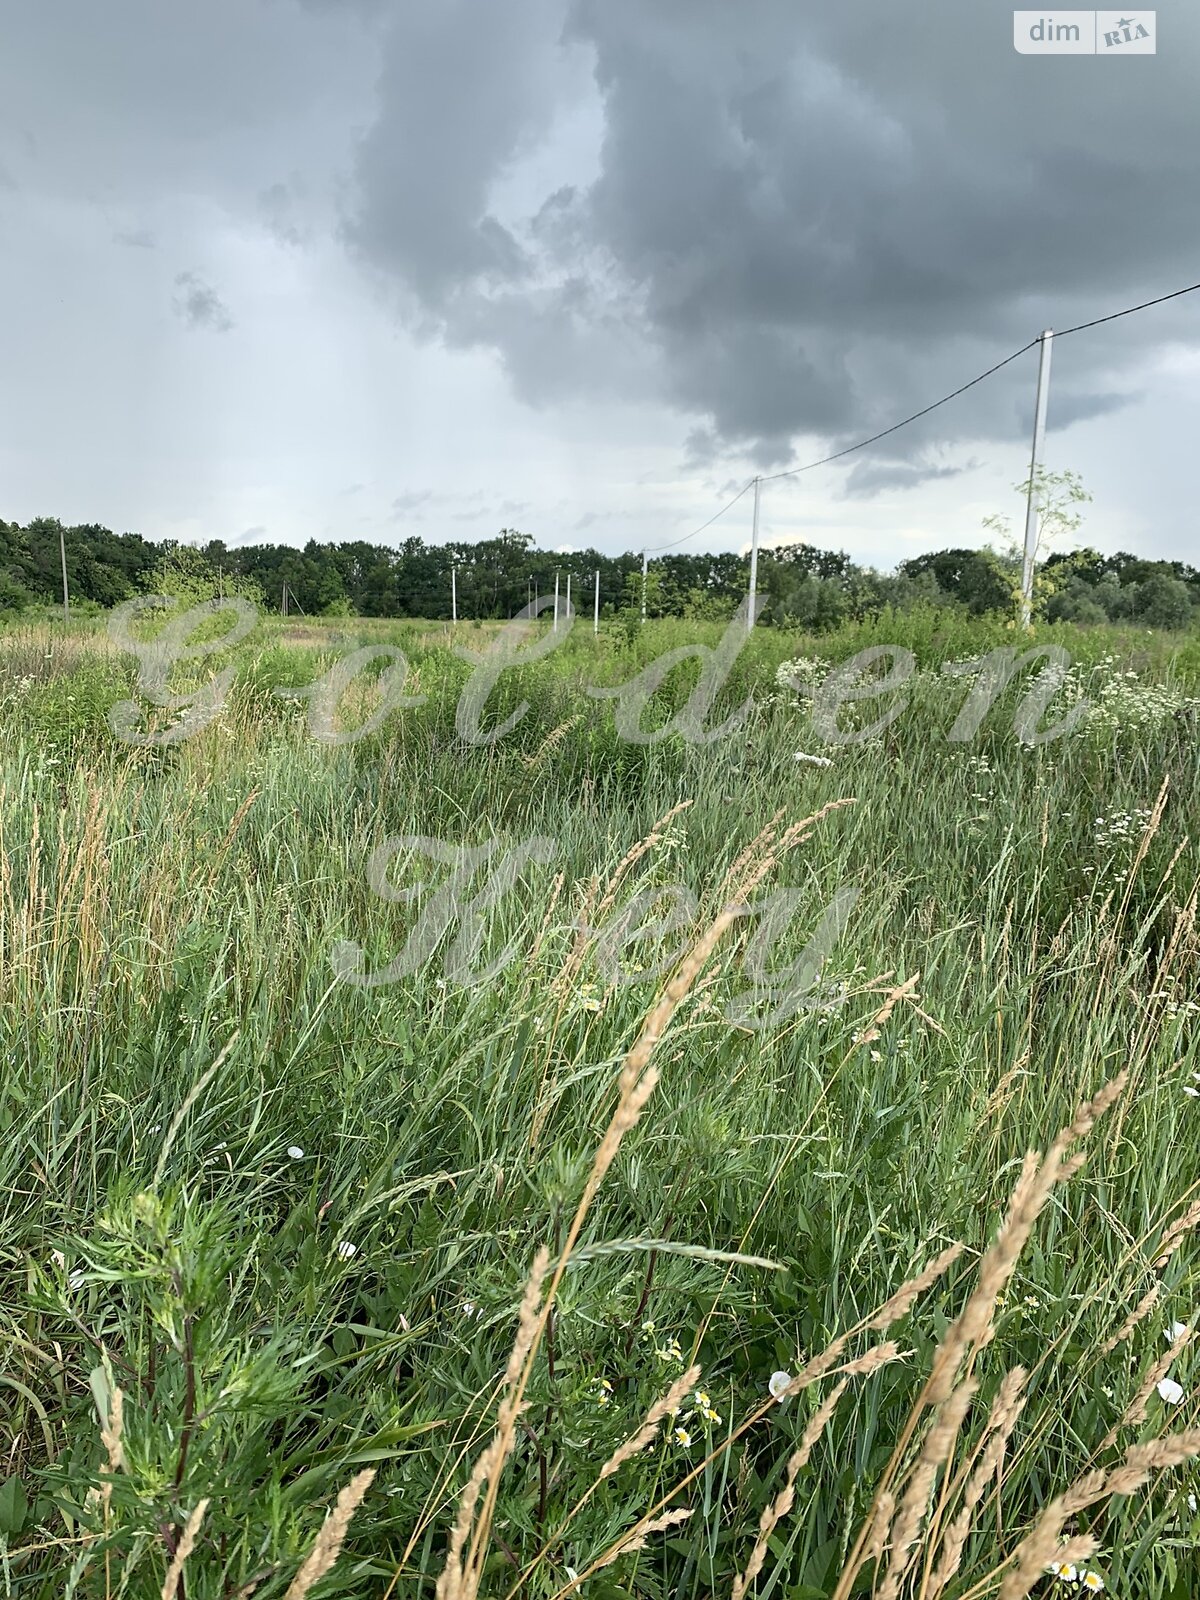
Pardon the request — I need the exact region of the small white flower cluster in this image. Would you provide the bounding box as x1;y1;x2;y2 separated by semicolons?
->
1092;808;1155;850
1054;655;1200;737
1045;1558;1105;1590
774;656;829;694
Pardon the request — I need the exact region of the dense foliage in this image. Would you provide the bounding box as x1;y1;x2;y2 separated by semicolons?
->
4;514;1199;630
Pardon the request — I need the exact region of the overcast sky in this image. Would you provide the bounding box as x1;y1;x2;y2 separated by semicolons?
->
1;1;1198;571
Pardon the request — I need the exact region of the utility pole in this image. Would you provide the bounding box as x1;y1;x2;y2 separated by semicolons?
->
59;523;70;623
452;564;458;623
747;475;761;633
594;568;600;635
640;550;648;623
553;570;560;633
565;571;571;619
281;581;289;618
1020;330;1054;630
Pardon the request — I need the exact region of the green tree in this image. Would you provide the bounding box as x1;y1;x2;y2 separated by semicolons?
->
1132;573;1195;629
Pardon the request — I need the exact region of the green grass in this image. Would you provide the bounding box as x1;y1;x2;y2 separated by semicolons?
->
0;606;1199;1598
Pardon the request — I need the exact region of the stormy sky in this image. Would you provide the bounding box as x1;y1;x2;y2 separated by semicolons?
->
1;0;1197;570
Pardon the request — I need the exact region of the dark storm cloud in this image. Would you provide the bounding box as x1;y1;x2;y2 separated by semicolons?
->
342;0;1200;488
173;273;234;333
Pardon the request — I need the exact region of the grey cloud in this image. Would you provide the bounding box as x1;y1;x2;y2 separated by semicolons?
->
840;458;978;499
259;180;309;248
113;228;155;249
391;490;434;516
173;272;234;333
0;162;17;192
340;0;1200;473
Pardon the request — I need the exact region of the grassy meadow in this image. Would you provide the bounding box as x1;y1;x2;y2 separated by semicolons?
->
1;604;1199;1599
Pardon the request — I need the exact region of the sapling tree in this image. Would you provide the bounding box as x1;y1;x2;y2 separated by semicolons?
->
981;467;1092;624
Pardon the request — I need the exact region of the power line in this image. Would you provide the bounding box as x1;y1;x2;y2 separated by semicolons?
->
643;476;756;553
639;271;1200;555
1056;278;1200;338
760;338;1040;484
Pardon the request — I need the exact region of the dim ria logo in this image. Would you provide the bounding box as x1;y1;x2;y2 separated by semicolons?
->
1013;11;1155;53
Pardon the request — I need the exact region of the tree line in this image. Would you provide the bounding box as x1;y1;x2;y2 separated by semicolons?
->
2;513;1198;630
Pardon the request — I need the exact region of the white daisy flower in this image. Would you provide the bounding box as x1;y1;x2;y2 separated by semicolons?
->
1081;1572;1105;1592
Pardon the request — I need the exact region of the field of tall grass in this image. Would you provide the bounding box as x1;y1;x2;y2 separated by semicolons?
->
1;603;1199;1599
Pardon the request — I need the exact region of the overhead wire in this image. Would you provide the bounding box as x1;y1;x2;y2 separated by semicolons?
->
639;273;1200;554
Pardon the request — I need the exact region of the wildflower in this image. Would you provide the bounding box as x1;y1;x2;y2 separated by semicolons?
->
655;1338;684;1364
1188;1492;1198;1512
672;1426;692;1448
768;1370;793;1403
640;1318;656;1335
287;1146;305;1160
1048;1562;1078;1583
595;1378;614;1407
793;751;833;767
1157;1377;1185;1405
580;997;602;1013
1081;1573;1105;1592
869;1049;882;1062
50;1249;66;1270
695;1388;722;1426
336;1240;357;1261
1167;1321;1189;1341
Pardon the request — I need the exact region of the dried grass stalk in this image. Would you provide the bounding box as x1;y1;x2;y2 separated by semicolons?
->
876;1379;978;1600
1098;1285;1161;1358
731;1379;848;1600
161;1498;210;1600
284;1469;376;1600
592;1507;693;1570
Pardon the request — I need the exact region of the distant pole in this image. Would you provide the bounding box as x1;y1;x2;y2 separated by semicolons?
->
594;568;600;635
553;570;560;633
59;524;70;623
641;550;647;623
747;475;761;632
565;571;571;618
533;577;539;616
527;577;532;612
281;582;288;617
452;564;458;623
1020;330;1054;629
